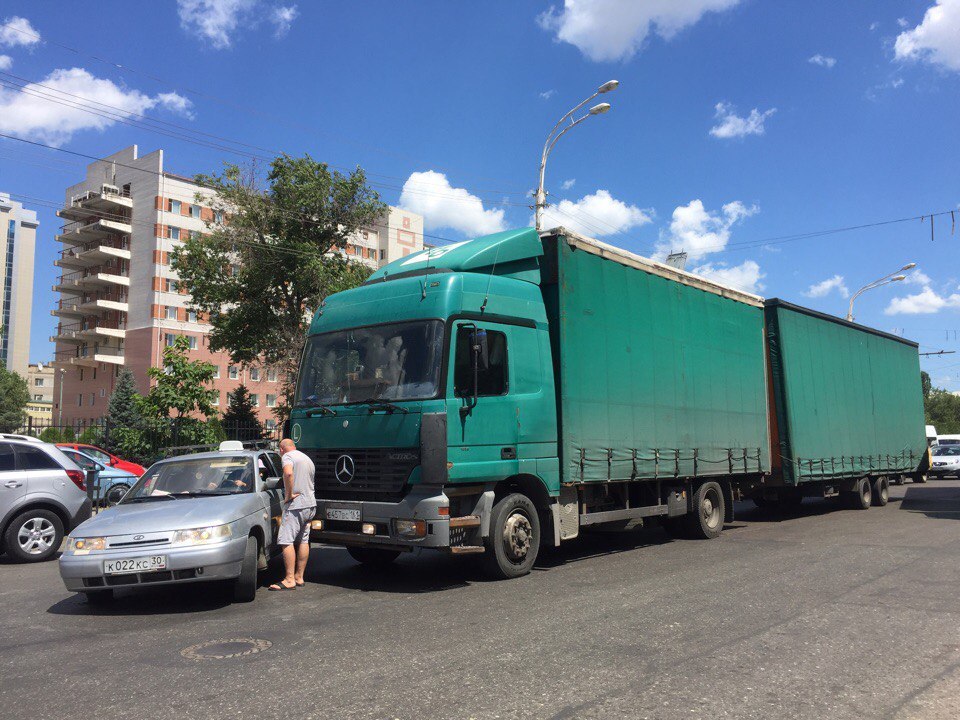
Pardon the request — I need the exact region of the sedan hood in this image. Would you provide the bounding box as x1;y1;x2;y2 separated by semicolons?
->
71;494;263;537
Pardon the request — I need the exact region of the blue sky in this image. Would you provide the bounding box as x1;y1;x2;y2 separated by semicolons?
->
1;0;959;389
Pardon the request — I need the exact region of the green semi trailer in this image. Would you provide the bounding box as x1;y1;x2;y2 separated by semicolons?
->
291;227;927;578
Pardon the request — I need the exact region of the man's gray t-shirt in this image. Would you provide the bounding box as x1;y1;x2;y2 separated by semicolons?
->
282;449;316;510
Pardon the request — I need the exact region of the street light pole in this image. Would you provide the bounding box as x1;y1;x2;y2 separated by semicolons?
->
58;367;65;427
846;262;916;322
535;80;619;232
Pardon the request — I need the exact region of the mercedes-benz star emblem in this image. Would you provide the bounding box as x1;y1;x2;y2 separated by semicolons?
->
335;455;355;484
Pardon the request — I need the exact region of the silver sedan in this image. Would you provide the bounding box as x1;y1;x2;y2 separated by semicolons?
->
59;443;285;604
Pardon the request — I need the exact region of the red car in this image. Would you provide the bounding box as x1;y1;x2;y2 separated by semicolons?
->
56;444;146;477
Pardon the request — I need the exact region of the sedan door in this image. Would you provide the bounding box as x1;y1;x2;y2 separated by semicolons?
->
0;443;26;518
257;452;285;551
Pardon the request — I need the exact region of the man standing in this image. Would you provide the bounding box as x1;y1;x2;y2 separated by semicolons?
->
269;438;316;591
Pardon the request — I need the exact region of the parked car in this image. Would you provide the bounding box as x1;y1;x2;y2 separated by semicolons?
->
56;443;146;477
0;438;92;562
936;435;960;447
59;448;138;506
59;442;285;604
930;446;960;478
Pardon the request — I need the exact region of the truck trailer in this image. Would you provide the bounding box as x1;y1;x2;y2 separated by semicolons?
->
291;227;927;578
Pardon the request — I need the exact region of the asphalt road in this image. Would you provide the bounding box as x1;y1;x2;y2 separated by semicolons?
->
2;479;959;720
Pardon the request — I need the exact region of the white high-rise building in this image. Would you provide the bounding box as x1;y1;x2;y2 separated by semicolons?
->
0;193;37;376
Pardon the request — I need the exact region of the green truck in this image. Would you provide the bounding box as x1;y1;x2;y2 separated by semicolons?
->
292;227;927;578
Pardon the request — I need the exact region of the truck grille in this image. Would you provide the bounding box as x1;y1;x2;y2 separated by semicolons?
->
306;447;419;502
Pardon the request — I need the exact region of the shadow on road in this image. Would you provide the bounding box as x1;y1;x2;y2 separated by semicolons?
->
47;582;235;616
900;481;960;520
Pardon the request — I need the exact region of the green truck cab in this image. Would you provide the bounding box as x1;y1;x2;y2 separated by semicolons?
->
292;227;927;578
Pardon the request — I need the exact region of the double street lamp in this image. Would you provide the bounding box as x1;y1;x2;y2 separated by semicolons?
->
534;80;619;231
846;262;916;322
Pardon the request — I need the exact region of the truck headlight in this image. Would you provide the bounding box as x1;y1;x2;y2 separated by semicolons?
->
173;524;232;545
392;519;426;538
68;537;106;552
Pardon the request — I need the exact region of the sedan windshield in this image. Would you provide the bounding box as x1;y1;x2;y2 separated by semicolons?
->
122;456;254;501
933;446;960;456
296;321;444;406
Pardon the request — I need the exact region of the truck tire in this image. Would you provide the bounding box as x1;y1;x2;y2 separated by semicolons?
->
912;473;927;484
844;477;872;510
685;482;725;540
3;509;64;563
871;476;889;506
483;493;540;579
347;547;401;567
232;537;259;603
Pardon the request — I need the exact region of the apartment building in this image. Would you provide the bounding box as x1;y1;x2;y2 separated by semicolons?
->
0;192;37;376
52;146;424;428
25;362;54;426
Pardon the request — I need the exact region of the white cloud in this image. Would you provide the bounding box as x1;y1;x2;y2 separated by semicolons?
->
710;102;776;139
904;269;933;285
0;16;40;47
537;0;741;62
808;54;837;68
885;286;960;314
894;1;960;72
399;170;505;236
0;68;193;146
538;189;653;236
177;0;296;48
656;199;758;260
270;5;298;37
691;260;764;294
0;55;11;71
561;178;576;190
869;21;880;31
156;91;195;119
804;274;849;298
539;89;556;100
897;17;910;28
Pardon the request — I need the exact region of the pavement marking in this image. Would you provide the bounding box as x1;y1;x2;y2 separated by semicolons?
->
180;637;273;661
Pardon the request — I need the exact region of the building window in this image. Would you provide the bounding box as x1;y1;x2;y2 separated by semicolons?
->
211;394;220;407
169;199;181;214
228;365;238;380
212;366;220;379
265;419;276;430
165;333;176;347
33;394;42;401
169;227;181;240
380;249;385;260
190;205;201;219
266;394;276;408
214;210;223;223
250;394;259;407
90;393;95;406
77;394;83;407
250;367;260;382
267;368;277;382
165;306;178;320
187;310;197;323
34;378;43;387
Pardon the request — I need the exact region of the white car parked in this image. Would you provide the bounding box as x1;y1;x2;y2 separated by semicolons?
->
930;446;960;478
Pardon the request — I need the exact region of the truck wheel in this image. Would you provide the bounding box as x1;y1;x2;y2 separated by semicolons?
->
891;475;904;486
3;509;64;563
347;547;401;567
232;537;259;603
871;476;889;506
483;493;540;579
845;477;872;510
84;589;114;606
685;482;725;540
912;474;927;484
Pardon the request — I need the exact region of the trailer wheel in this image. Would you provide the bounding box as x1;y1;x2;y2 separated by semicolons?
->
483;493;540;579
685;482;725;540
871;476;889;507
891;475;905;486
844;477;872;510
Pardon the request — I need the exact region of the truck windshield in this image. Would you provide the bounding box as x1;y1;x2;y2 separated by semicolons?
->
296;320;444;406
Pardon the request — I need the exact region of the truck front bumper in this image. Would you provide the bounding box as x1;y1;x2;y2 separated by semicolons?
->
311;486;451;551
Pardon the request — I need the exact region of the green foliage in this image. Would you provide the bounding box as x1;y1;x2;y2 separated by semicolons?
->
61;426;75;442
142;336;218;419
921;370;932;399
78;425;102;445
925;388;960;435
39;427;63;443
171;154;383;419
107;369;142;428
0;367;29;433
222;384;263;440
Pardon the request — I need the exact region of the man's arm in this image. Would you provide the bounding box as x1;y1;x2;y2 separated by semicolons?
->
282;463;298;504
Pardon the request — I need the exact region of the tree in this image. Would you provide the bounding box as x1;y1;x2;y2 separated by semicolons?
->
0;367;28;433
222;385;264;441
921;370;932;399
171;155;383;420
103;368;142;454
925;387;960;435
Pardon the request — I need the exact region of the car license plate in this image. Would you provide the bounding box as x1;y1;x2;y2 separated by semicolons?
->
326;507;360;522
103;556;167;575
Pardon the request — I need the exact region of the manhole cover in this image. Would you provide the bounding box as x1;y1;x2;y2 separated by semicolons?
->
180;637;273;661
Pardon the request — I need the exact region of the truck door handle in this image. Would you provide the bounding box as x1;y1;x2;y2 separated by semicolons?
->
501;447;516;460
4;480;22;489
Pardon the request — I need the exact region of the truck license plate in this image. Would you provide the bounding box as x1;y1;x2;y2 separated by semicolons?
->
326;507;360;522
103;556;166;575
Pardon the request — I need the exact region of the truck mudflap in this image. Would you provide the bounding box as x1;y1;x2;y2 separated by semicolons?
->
310;486;482;551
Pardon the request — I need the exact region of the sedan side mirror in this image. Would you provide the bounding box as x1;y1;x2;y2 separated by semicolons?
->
265;476;282;491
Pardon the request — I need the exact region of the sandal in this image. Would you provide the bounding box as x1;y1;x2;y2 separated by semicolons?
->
268;581;297;591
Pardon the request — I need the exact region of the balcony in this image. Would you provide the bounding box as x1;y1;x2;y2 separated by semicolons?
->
55;344;126;369
55;243;131;270
56;218;133;243
76;296;129;315
58;186;133;223
50;323;84;345
52;319;126;345
51;300;86;318
54;269;129;295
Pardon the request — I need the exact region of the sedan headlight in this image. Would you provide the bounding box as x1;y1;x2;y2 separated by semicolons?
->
173;524;233;545
67;537;106;552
